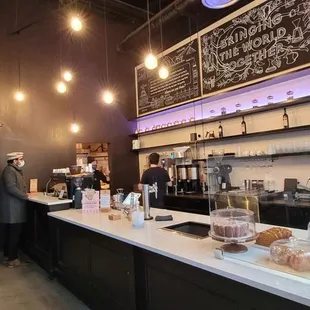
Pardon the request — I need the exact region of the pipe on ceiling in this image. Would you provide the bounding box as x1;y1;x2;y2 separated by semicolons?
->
117;0;196;52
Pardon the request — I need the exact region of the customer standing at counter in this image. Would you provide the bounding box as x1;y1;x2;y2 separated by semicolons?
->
138;153;171;208
88;158;110;191
0;152;28;268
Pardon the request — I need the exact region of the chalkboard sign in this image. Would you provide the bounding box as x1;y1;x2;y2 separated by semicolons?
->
135;37;201;116
200;0;310;97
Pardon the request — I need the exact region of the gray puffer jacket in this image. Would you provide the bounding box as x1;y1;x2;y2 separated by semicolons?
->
0;164;28;223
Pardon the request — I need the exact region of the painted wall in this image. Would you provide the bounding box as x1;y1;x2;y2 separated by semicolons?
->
0;1;139;192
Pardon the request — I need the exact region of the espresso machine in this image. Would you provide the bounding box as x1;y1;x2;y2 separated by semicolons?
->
66;174;93;209
45;173;67;197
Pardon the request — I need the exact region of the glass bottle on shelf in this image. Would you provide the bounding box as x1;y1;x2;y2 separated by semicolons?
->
241;116;247;135
252;99;259;108
283;108;289;128
218;121;223;138
267;95;273;105
287;90;294;100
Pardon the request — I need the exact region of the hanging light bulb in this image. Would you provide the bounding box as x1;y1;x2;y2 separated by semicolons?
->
70;123;80;133
103;90;114;104
158;66;169;79
70;16;82;32
14;91;25;102
56;81;67;94
144;53;158;70
63;71;73;82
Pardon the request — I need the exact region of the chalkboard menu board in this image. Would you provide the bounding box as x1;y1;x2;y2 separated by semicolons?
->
136;38;201;116
200;0;310;97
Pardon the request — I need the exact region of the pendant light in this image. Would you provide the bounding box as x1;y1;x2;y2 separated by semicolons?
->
144;0;157;70
56;81;67;93
14;0;25;102
63;70;73;82
102;0;114;104
158;0;169;80
70;116;80;133
201;0;240;9
70;16;83;32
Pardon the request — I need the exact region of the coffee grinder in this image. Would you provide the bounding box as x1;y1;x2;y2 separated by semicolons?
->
66;174;93;209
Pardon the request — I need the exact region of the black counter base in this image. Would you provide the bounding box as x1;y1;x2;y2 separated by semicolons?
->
49;217;308;310
23;201;71;275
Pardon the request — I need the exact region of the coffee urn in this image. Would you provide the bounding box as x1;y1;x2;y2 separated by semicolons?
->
177;165;187;193
186;164;200;193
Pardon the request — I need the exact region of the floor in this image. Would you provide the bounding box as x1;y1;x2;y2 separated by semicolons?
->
0;252;89;310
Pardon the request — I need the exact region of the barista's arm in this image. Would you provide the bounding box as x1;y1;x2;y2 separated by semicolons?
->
164;170;172;187
138;171;148;191
97;171;110;184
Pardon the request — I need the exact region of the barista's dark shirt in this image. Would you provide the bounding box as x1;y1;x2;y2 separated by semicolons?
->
93;170;110;191
140;167;170;208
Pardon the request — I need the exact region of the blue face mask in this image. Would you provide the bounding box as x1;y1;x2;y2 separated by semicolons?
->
92;165;97;171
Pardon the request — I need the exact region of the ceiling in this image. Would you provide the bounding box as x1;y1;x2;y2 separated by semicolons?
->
57;0;255;52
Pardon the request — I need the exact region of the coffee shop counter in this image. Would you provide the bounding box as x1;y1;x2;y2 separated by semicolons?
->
28;192;72;208
24;193;72;273
47;208;309;310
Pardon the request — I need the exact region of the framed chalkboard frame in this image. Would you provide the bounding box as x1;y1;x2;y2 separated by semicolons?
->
135;34;201;117
198;0;310;99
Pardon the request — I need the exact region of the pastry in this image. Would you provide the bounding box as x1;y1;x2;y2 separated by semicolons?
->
289;250;310;272
256;227;292;247
213;219;250;238
269;244;295;265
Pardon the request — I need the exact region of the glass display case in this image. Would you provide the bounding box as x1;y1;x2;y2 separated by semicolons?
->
205;152;310;280
205;151;310;229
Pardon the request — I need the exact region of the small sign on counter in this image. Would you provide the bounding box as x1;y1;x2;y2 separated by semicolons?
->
100;190;111;210
29;179;38;193
82;189;99;213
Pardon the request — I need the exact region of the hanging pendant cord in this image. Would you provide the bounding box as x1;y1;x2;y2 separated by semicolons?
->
147;0;151;51
15;0;21;90
159;0;163;54
104;0;109;84
58;3;63;75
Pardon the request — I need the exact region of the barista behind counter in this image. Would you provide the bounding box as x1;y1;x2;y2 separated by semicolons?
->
88;158;110;191
138;153;171;208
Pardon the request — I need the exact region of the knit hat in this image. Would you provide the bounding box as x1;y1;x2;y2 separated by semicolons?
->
7;152;24;160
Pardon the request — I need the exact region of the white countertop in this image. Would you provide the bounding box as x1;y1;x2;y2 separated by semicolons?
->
48;208;310;306
28;193;72;206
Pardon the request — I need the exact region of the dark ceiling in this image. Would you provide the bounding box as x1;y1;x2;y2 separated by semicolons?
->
56;0;255;53
90;0;255;53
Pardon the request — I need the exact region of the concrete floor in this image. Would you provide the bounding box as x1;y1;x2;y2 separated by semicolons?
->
0;253;89;310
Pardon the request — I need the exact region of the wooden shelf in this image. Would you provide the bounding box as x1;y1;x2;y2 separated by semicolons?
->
132;124;310;152
129;96;310;138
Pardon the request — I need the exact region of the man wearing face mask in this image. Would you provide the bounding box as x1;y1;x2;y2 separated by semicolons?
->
88;158;110;191
0;152;28;268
